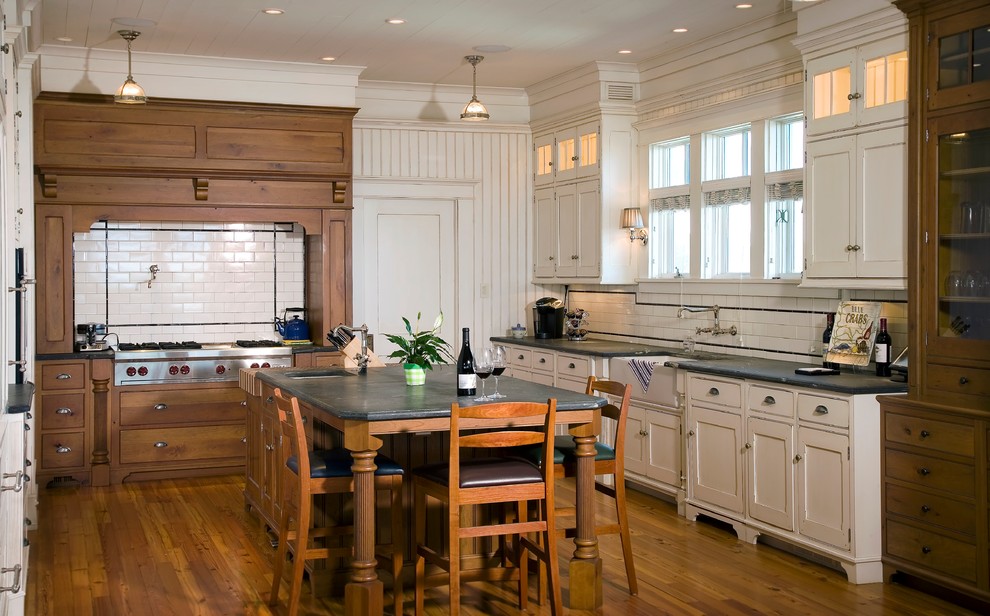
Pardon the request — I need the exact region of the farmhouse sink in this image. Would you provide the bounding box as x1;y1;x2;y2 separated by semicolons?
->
608;356;696;408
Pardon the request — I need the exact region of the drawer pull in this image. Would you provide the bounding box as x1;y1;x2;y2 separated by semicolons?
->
921;545;932;555
54;407;73;415
708;387;720;396
919;430;930;439
813;405;829;415
920;505;931;514
0;564;22;593
54;445;72;454
153;403;168;411
763;396;776;405
517;354;524;360
638;429;648;437
55;373;72;380
241;437;247;444
568;362;576;369
266;395;274;404
959;376;969;385
153;441;168;448
1;471;23;492
241;401;247;407
265;444;274;451
918;467;931;476
539;358;547;364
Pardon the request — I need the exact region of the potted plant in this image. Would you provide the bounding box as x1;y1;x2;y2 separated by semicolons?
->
383;312;454;385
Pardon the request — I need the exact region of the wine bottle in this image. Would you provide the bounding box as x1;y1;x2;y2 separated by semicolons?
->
874;317;892;377
456;327;477;396
822;313;840;370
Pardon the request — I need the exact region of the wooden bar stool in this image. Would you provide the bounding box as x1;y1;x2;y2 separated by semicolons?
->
268;388;405;616
412;399;563;616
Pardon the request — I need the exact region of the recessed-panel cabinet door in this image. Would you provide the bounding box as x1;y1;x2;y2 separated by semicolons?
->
747;416;794;531
647;409;682;490
688;405;744;514
797;426;850;549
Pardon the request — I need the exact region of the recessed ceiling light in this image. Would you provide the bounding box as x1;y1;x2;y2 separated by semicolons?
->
56;36;73;42
386;18;406;25
673;27;688;33
262;8;284;15
321;56;336;62
736;3;753;8
618;49;632;54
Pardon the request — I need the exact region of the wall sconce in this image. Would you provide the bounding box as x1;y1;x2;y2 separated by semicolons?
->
114;30;147;104
621;207;648;245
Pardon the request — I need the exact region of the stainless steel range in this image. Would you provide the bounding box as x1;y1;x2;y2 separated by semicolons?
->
113;340;292;386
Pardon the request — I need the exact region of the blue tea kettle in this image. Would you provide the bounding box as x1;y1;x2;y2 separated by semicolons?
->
274;307;310;341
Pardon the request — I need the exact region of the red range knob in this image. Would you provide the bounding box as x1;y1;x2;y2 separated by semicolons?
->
261;362;271;368
137;366;148;376
126;367;137;376
216;365;226;375
180;365;190;375
169;365;179;375
250;363;260;369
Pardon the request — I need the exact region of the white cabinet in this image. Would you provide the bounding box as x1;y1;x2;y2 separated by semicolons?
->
0;412;28;615
504;345;555;386
625;401;682;498
531;112;637;284
804;126;906;285
805;35;909;136
683;372;883;583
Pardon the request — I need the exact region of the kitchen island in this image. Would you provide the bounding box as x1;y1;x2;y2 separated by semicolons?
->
241;364;608;615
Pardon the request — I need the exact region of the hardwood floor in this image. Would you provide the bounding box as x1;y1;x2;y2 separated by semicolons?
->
27;475;977;615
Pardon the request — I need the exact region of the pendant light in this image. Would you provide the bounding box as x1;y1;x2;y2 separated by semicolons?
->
114;30;147;104
460;55;489;121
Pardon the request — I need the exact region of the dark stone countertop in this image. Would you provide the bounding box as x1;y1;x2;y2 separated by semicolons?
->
489;336;724;360
5;383;35;414
37;350;114;361
254;363;604;422
668;356;908;395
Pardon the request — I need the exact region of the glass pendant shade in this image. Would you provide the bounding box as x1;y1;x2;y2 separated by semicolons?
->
460;55;489;121
114;30;147;104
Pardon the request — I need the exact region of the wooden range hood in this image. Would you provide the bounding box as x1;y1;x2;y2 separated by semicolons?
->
33;92;358;355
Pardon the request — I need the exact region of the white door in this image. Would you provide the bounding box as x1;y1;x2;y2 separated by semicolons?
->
805;136;856;279
856;126;907;278
362;199;456;362
797;426;850;549
646;409;682;490
688;405;744;514
747;416;794;531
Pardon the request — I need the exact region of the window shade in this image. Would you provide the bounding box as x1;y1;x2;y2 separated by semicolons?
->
650;194;690;212
704;186;751;206
766;180;803;201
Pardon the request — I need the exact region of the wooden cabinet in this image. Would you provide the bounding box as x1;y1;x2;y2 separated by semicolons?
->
34;206;74;355
795;5;909;289
245;381;284;532
34;360;91;486
879;2;990;605
684;372;884;583
110;384;248;483
531;112;637;284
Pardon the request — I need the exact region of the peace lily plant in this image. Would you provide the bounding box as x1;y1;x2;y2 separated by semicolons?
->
384;312;454;385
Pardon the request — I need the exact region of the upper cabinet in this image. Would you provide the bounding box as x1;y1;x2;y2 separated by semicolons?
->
806;36;909;136
794;5;909;289
925;4;990;110
531;112;638;284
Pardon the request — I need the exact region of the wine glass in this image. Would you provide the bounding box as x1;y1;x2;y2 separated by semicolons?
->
474;348;493;402
489;346;507;398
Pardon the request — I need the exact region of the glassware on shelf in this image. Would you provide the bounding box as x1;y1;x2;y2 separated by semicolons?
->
946;270;963;296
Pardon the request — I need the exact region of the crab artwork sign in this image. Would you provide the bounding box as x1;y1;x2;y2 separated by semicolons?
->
825;301;883;367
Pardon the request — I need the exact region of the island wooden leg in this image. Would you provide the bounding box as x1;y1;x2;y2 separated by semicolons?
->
569;433;603;610
345;449;384;616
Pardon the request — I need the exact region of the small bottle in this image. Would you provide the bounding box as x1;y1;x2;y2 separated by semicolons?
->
821;313;839;370
456;327;477;396
875;318;892;377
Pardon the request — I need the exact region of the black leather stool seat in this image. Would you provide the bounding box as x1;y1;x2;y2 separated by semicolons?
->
414;457;541;488
288;448;404;479
513;435;616;465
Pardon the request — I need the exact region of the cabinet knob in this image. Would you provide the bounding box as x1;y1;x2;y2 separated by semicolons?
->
708;387;720;396
54;407;73;415
744;442;752;449
571;254;579;260
153;403;168;411
918;467;931;476
959;376;969;385
919;430;930;439
688;430;696;437
794;454;803;462
54;445;72;454
921;545;932;555
847;92;862;100
763;396;776;405
639;429;648;437
549;256;555;261
852;244;861;251
813;405;829;415
920;504;931;514
241;401;247;407
266;396;274;404
568;362;576;369
241;437;247;444
153;441;169;448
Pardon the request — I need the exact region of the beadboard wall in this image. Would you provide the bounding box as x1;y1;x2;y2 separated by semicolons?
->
73;222;305;344
568;282;909;368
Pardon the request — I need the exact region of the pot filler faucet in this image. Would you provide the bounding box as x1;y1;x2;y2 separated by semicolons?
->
677;305;738;337
332;323;370;372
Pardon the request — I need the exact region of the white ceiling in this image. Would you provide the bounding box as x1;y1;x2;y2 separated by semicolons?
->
38;0;801;89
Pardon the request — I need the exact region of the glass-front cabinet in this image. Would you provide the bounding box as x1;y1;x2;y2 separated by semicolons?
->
927;4;990;110
931;116;990;353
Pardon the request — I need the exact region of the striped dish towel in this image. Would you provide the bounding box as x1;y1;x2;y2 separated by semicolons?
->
628;358;656;393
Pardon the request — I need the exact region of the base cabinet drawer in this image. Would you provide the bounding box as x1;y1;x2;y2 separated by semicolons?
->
885;449;975;497
886;519;977;583
884;483;976;536
119;389;247;426
40;432;86;469
40;393;86;430
926;363;990;400
119;425;246;464
40;362;86;390
884;412;975;456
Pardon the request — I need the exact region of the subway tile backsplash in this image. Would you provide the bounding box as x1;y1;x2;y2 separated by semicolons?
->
74;221;305;344
567;283;908;370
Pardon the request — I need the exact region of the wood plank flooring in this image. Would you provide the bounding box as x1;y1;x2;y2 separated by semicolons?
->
27;475;978;615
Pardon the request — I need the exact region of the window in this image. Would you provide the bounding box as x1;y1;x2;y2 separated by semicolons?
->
648;137;690;277
765;113;804;278
702;124;751;277
703;124;750;181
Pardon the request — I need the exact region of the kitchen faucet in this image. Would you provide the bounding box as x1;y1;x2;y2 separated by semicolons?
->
332;323;371;371
677;305;738;337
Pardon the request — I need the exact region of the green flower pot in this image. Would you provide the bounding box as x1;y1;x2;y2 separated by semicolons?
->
403;363;426;386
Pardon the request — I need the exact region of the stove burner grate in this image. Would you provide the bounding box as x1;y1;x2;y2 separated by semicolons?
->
117;341;203;351
235;340;283;348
